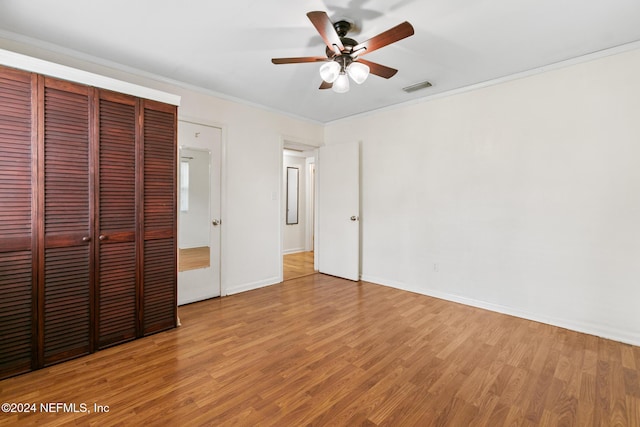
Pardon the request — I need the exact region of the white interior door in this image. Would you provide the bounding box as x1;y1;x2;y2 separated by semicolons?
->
178;121;222;304
318;141;360;281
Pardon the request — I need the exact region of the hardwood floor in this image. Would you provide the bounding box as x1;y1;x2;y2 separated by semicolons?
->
1;274;639;426
179;246;210;272
283;250;316;281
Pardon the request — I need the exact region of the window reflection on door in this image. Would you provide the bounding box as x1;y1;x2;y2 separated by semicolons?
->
178;147;211;271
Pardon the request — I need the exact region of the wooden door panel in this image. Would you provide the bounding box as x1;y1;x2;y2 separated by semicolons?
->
0;251;33;378
41;78;93;365
43;246;91;364
0;70;33;245
143;123;175;230
0;66;35;379
98;242;136;346
96;93;137;348
143;239;176;333
98;96;136;233
142;102;177;334
43;88;90;238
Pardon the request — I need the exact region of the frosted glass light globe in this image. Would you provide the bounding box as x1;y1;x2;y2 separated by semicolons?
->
319;61;341;83
332;72;350;93
347;62;370;84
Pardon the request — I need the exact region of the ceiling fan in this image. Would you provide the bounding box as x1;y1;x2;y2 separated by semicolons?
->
271;11;414;93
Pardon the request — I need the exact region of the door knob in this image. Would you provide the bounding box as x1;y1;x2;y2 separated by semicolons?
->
82;236;91;242
350;216;359;221
212;219;221;226
98;234;107;241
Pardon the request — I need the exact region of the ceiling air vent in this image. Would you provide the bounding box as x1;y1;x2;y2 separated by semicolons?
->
402;81;432;93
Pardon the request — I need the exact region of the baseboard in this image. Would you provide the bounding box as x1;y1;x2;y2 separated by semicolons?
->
177;294;221;306
283;248;306;255
360;274;640;347
178;244;209;250
226;276;281;296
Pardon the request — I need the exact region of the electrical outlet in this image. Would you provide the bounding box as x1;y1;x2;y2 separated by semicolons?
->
433;263;439;272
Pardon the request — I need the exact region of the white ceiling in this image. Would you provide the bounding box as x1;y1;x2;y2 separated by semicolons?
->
1;0;639;123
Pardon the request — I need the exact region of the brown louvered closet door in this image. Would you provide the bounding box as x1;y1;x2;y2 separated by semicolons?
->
0;66;177;379
96;92;138;348
141;100;177;335
0;67;36;378
40;77;93;365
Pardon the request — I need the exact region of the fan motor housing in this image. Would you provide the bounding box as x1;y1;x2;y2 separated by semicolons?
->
334;20;351;37
326;37;358;57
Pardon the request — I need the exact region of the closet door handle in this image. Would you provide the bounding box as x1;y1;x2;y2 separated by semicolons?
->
98;234;107;241
82;236;91;242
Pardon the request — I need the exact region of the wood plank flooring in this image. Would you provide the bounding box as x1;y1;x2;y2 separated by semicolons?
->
1;274;639;426
283;250;316;281
179;246;210;272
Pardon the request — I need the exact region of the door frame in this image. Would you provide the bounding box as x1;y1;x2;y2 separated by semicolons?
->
279;137;320;282
177;116;227;297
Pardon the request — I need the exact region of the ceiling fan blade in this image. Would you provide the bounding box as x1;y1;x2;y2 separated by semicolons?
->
352;21;414;56
319;80;333;90
356;59;398;79
307;11;344;55
271;57;328;64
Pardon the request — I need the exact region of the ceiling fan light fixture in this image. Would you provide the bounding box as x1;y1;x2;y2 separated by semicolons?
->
272;11;415;94
347;61;370;84
319;61;341;83
332;72;350;93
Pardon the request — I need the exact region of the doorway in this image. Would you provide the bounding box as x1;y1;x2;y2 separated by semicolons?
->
177;121;222;304
282;143;317;280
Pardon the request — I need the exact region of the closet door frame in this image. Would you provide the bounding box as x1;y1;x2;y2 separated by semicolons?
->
29;72;38;372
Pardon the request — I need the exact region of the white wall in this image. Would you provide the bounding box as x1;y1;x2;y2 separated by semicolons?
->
325;48;640;345
283;153;306;253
